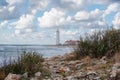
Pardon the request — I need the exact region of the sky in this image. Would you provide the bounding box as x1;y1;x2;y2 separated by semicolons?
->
0;0;120;45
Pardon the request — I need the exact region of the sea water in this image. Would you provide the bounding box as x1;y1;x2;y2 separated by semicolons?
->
0;45;73;66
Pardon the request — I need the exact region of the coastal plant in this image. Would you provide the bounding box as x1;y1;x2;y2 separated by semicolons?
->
0;51;50;78
74;29;120;59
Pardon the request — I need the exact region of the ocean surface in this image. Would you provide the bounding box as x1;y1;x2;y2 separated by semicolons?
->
0;45;73;66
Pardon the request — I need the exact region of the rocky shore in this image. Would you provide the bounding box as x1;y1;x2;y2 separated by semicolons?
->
4;53;120;80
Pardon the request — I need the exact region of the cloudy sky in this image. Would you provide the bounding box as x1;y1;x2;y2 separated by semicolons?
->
0;0;120;44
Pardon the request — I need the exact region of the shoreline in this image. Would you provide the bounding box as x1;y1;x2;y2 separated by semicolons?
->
2;52;120;80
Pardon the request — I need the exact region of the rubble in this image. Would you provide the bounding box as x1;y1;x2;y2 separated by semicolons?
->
4;54;120;80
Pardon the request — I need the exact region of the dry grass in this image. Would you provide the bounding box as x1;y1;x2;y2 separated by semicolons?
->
0;71;6;80
81;56;92;66
114;53;120;63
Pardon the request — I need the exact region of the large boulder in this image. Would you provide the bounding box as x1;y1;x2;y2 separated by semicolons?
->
4;73;21;80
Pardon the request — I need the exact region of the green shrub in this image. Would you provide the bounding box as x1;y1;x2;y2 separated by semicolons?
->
74;29;120;59
0;51;49;77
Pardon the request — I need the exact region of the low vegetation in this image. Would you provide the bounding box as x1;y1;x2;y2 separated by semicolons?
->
0;51;50;79
74;29;120;59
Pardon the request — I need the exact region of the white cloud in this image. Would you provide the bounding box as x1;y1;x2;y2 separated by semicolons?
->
112;12;120;29
61;30;78;35
38;8;72;28
14;14;34;30
15;30;21;35
0;20;8;28
75;9;103;21
8;6;15;12
12;14;35;35
61;0;86;7
6;0;24;5
59;0;89;11
29;0;49;14
60;30;79;40
0;0;25;20
73;9;107;30
104;3;120;17
92;0;109;4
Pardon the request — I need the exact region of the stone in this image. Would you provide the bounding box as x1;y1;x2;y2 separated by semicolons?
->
35;72;41;77
87;71;97;75
30;77;38;80
65;76;75;80
68;60;81;66
110;69;117;78
86;71;98;80
51;74;63;80
4;73;21;80
22;72;28;78
113;63;120;68
75;63;84;69
59;66;70;72
110;63;120;78
100;56;107;64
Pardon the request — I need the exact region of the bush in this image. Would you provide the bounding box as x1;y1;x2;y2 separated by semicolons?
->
0;51;49;78
74;29;120;59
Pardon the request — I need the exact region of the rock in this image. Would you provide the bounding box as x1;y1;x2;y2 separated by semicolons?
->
100;56;107;64
86;71;98;80
86;66;94;71
35;72;41;77
65;76;75;80
75;63;84;68
68;60;81;66
51;74;63;80
93;77;100;80
87;71;97;75
4;73;21;80
113;63;120;68
59;66;70;72
110;69;117;78
110;63;120;78
30;77;38;80
22;72;28;78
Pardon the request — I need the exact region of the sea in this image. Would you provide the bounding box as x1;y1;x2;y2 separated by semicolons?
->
0;45;73;66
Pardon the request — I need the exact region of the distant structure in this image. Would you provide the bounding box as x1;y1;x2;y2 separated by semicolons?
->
64;40;79;45
56;29;60;45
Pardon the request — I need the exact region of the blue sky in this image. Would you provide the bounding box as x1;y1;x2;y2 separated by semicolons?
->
0;0;120;44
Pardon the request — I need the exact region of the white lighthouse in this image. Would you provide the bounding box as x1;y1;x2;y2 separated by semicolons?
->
56;29;60;45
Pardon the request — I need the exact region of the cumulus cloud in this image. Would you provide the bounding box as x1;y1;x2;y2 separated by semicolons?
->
38;8;106;29
92;0;109;4
60;30;79;40
75;9;103;21
15;14;34;29
38;8;73;28
12;14;35;35
112;12;120;29
61;30;78;35
61;0;87;10
74;9;106;29
51;0;116;12
104;3;120;17
6;0;24;5
0;0;25;20
0;20;8;28
29;0;49;14
0;0;120;44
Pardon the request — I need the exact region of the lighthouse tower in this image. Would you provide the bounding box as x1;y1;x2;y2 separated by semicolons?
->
56;29;60;45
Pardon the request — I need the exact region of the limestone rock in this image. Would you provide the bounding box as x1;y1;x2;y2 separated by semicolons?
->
35;72;41;77
4;73;21;80
22;72;28;78
100;56;107;64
